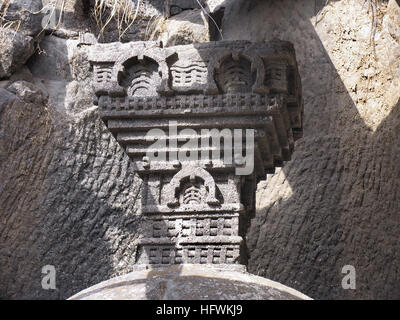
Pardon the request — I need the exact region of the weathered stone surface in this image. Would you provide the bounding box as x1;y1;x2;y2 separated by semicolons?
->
148;0;206;16
40;0;90;33
0;87;16;115
68;264;312;300
206;0;229;12
0;28;34;79
27;35;93;114
0;84;144;299
9;65;35;83
223;0;400;299
152;9;210;46
2;0;44;37
7;80;47;104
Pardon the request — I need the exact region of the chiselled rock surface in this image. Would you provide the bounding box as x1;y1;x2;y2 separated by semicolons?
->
223;0;400;300
68;264;312;300
89;40;303;266
0;45;143;299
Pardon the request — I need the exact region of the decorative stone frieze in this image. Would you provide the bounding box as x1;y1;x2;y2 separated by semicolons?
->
89;40;303;266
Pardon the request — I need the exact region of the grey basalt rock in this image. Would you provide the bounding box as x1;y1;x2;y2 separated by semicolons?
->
154;9;210;46
221;0;400;300
7;80;48;104
0;87;16;116
0;28;34;79
2;0;44;37
27;34;94;115
89;40;303;267
148;0;206;16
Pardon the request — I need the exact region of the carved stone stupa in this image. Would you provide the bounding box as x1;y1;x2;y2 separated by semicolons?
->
89;40;303;267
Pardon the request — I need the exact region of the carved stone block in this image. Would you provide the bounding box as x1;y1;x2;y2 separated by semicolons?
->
89;40;303;265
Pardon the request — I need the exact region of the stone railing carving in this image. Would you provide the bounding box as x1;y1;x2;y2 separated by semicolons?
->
89;40;303;266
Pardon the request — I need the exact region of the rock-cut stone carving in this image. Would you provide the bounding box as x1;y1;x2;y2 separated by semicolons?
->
166;166;220;207
120;56;161;96
216;54;254;93
89;40;303;266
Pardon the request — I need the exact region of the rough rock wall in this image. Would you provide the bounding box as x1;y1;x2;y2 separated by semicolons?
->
0;1;148;299
0;58;144;299
221;0;400;299
0;0;399;299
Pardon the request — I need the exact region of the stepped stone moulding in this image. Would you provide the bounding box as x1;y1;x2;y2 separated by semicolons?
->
89;40;303;266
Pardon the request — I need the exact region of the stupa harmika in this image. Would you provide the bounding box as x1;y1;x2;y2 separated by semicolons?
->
89;39;303;267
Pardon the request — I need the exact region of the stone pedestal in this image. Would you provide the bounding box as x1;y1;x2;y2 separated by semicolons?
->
69;264;311;300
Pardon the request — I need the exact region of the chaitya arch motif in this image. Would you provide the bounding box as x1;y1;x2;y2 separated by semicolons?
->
166;165;220;208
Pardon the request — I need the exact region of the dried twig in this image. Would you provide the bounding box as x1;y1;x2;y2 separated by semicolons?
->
93;0;142;40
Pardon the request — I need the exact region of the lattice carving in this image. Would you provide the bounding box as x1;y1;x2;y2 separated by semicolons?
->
170;61;208;91
139;245;241;265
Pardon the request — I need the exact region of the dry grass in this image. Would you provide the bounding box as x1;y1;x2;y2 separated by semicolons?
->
0;0;21;31
1;0;219;42
1;0;144;42
43;0;66;32
145;13;166;41
364;0;388;57
0;0;68;36
93;0;142;40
